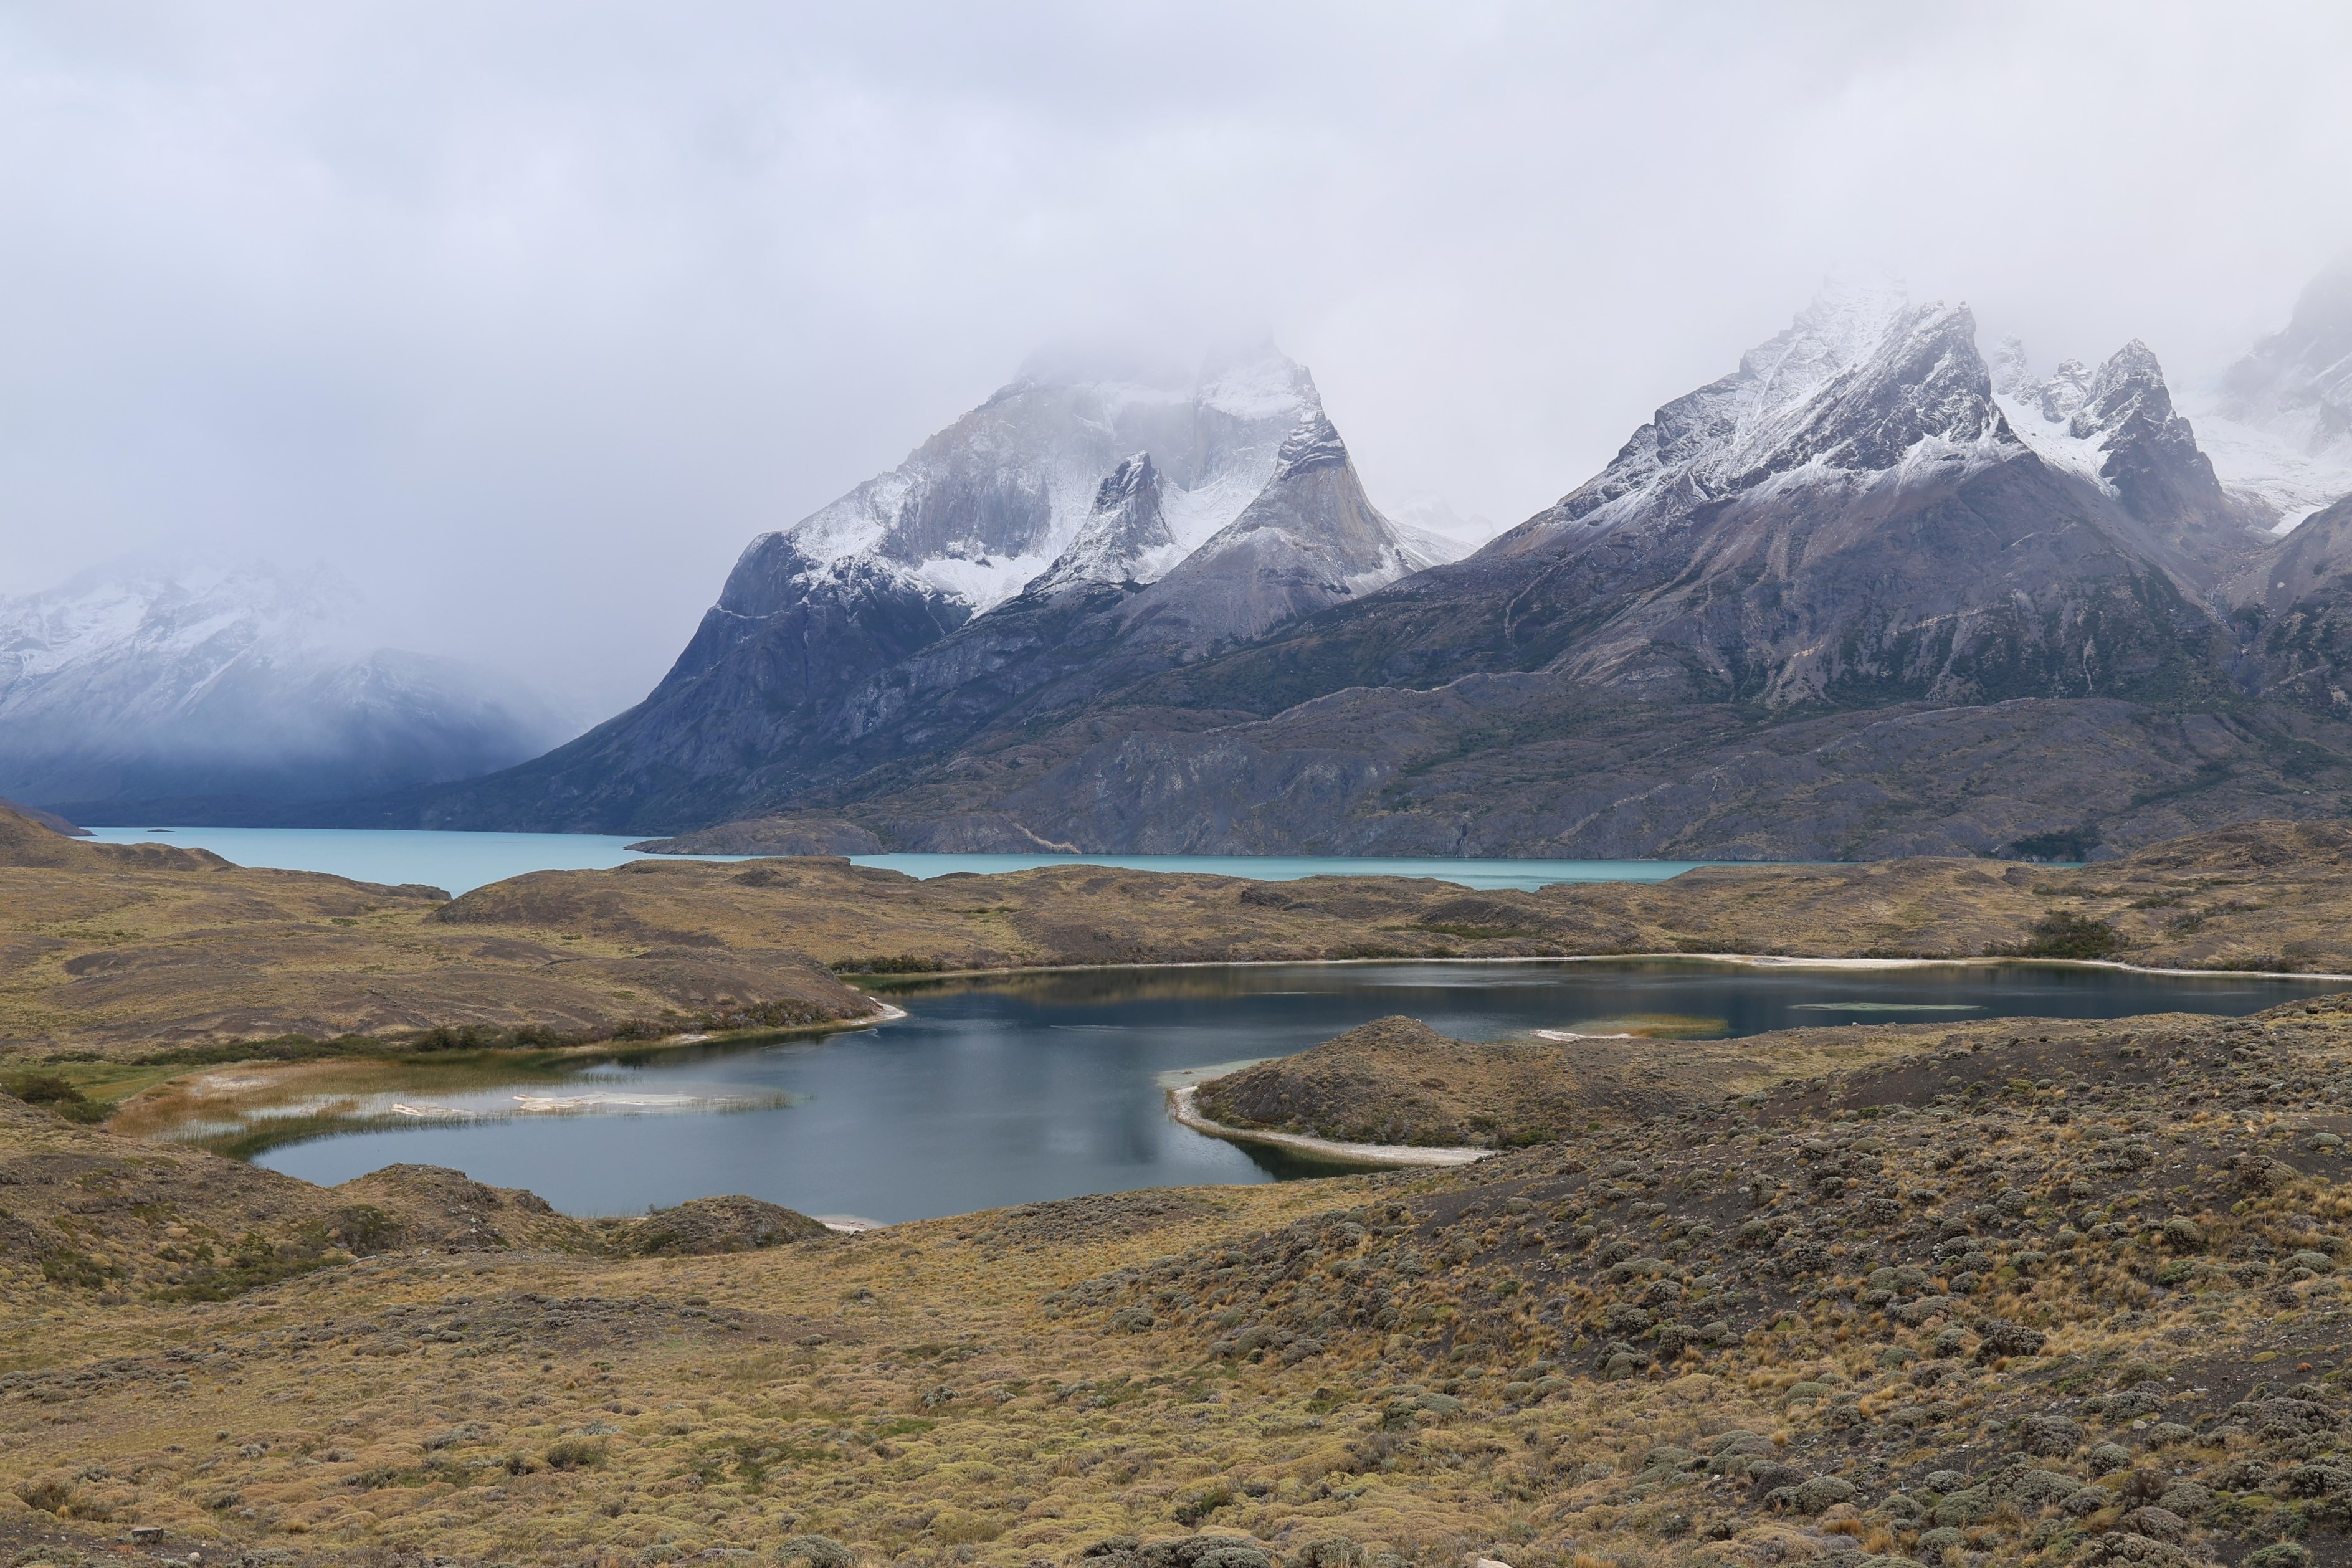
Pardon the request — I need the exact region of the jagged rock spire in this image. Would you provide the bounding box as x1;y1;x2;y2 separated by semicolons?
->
1030;453;1177;594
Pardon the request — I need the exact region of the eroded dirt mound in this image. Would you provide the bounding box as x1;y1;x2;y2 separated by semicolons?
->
606;1194;831;1255
333;1164;596;1253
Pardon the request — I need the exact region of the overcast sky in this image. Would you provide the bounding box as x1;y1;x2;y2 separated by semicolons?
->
4;1;2350;717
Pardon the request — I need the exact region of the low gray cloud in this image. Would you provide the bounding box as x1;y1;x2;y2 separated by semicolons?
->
2;1;2348;713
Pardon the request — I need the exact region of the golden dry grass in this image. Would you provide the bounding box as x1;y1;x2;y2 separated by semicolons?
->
11;997;2352;1566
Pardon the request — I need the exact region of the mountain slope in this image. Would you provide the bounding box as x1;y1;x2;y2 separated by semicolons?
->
0;563;570;822
2229;495;2352;716
743;285;2352;858
761;409;1439;809
1994;338;2267;580
343;349;1452;835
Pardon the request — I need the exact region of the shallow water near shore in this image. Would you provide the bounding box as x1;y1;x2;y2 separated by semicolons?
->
240;958;2340;1224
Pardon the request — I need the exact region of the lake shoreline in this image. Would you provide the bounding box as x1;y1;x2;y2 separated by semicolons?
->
59;951;2340;1111
852;949;2352;986
1165;1084;1495;1167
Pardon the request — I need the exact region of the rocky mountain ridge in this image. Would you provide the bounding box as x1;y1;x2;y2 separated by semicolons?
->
658;280;2352;860
313;268;2352;857
336;349;1454;834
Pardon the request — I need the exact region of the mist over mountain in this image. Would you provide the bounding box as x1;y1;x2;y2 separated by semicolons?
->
0;561;576;823
2182;258;2352;531
156;257;2352;858
555;270;2352;862
328;349;1463;834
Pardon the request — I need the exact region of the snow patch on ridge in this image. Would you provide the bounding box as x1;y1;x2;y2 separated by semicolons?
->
1505;279;2016;553
2180;399;2352;533
1995;389;2119;495
751;348;1325;619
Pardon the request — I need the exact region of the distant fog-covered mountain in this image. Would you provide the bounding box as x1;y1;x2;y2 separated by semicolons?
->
2184;257;2352;531
0;562;575;822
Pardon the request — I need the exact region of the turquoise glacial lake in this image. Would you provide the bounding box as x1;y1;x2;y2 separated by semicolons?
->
80;825;1717;895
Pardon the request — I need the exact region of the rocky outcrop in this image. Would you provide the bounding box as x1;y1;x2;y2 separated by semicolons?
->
602;1195;831;1255
1117;413;1437;652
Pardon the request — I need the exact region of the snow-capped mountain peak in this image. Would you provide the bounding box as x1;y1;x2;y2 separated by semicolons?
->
1498;283;2009;555
756;346;1324;622
1116;411;1439;650
1986;337;2255;573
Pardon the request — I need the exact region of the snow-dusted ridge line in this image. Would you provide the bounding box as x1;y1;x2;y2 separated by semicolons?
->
745;346;1335;622
1492;283;2020;560
701;344;1483;680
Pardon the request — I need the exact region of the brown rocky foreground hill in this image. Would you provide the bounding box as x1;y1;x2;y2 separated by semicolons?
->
0;805;877;1059
448;819;2352;982
9;995;2352;1566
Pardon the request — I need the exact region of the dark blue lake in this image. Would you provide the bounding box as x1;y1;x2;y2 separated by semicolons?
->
249;959;2341;1224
